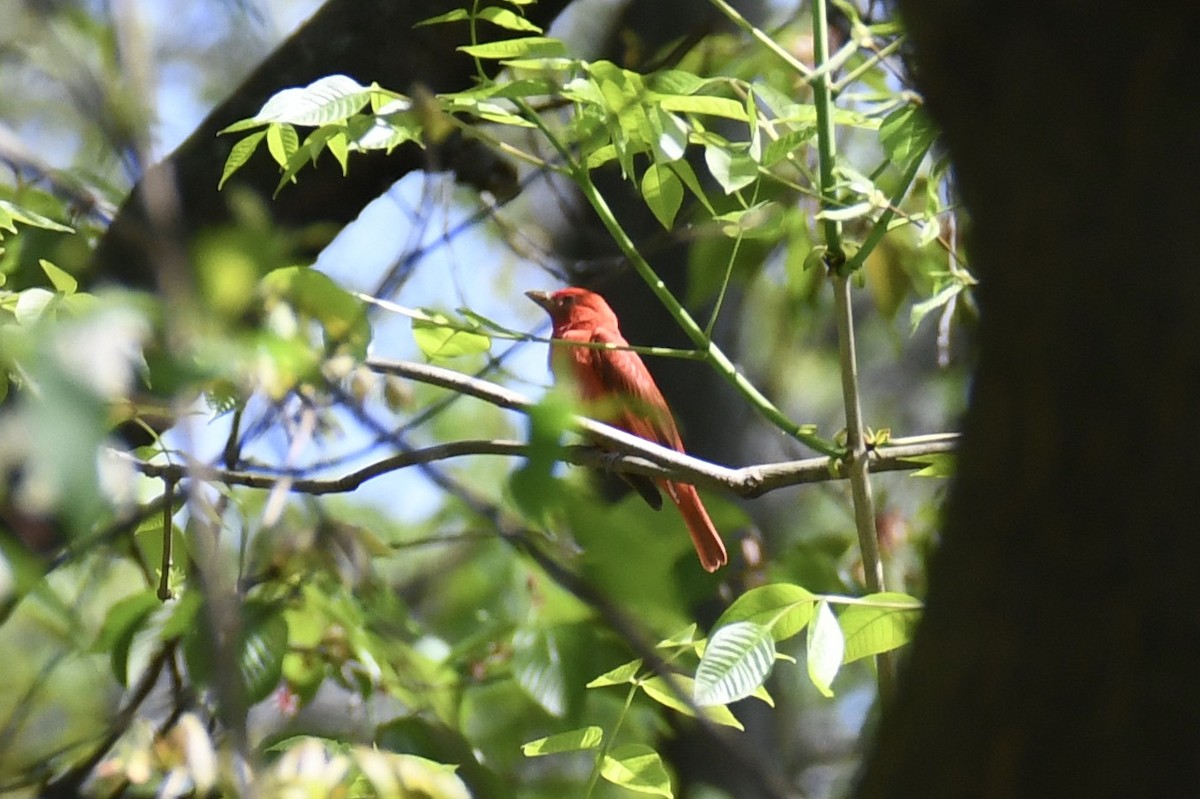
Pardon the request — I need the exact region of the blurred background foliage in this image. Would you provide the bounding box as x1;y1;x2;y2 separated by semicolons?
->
0;0;968;796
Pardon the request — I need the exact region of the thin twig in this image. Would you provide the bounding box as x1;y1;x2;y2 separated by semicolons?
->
812;0;895;703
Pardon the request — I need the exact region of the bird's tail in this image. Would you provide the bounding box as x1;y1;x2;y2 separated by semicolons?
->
666;481;728;572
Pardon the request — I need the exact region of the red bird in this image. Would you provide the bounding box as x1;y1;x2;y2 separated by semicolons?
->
526;287;728;572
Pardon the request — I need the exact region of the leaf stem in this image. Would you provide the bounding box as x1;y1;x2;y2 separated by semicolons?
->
811;0;895;703
513;97;838;455
584;682;638;798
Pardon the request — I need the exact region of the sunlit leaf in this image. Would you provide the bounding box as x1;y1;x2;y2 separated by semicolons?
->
458;37;566;59
260;265;371;357
512;627;570;717
655;94;747;120
905;452;956;477
522;726;604;756
714;583;817;641
601;744;673;797
39;259;76;295
255;75;373;126
411;310;492;360
839;592;923;663
641;164;683;230
0;199;74;234
640;675;743;730
693;621;776;706
586;659;643;687
266;122;300;167
806;600;844;697
477;6;543;32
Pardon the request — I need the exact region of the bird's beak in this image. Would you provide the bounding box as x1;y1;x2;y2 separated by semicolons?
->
525;290;554;312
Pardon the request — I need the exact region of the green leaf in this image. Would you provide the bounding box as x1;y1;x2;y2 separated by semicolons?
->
905;452;956;477
512;626;571;717
458;37;566;60
477;6;542;32
266;123;299;167
910;281;964;331
521;726;603;756
601;744;673;797
667;160;714;214
240;606;289;704
411;310;492;360
586;658;643;687
815;201;874;222
96;591;160;685
510;390;572;522
260;266;372;357
39;259;77;295
640;675;743;730
255;75;373;126
0;199;74;234
693;621;776;707
806;600;844;697
839;592;922;663
15;287;56;324
219;130;267;189
880;103;938;167
655;94;748;121
641;164;683;230
704;142;758;194
714;583;816;641
414;8;470;26
656;623;699;650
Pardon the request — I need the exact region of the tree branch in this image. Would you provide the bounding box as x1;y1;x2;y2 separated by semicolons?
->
113;357;956;497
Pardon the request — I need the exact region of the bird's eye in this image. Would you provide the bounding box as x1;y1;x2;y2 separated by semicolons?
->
560;295;574;307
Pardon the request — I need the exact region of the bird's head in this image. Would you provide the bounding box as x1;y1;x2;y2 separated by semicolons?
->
525;287;616;330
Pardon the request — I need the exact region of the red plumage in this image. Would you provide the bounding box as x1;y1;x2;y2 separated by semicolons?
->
526;287;728;572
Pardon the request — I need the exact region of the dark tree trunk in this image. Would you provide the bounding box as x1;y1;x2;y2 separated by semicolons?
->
90;0;570;291
856;2;1200;796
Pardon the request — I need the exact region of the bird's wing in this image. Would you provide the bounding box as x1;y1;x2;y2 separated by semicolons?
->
585;325;685;453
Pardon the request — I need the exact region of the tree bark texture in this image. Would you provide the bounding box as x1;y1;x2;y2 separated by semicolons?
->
856;3;1200;796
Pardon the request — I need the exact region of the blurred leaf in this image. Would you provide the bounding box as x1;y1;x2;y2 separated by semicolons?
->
0;199;74;235
910;281;964;331
412;310;492;360
96;590;159;685
601;744;673;797
511;625;587;718
806;600;844;697
905;452;956;477
521;726;604;756
880;103;938;167
509;390;572;523
354;750;472;799
241;606;289;703
839;592;923;664
693;621;776;707
261;265;371;356
39;259;76;295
